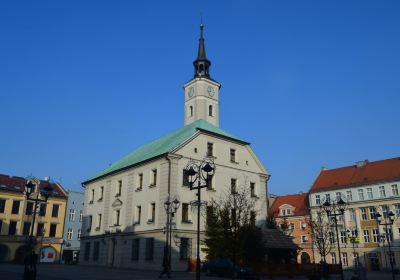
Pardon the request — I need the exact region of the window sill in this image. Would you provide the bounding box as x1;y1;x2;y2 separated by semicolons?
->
147;220;155;224
115;194;121;198
230;161;239;165
148;184;157;189
89;201;94;204
206;188;216;192
182;220;192;224
251;195;259;199
97;198;103;202
135;188;143;192
95;227;101;231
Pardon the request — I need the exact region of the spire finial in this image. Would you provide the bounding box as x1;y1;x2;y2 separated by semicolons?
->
193;19;211;78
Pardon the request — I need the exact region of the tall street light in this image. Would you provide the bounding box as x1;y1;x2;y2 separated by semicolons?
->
322;197;347;280
24;178;53;280
184;157;215;280
160;195;181;278
375;210;396;280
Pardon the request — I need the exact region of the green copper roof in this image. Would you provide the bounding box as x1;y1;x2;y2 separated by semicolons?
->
84;119;247;183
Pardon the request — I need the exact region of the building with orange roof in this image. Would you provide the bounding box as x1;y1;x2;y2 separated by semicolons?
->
309;157;400;272
269;192;313;264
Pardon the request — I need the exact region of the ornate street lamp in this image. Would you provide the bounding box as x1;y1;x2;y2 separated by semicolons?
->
321;197;347;280
24;177;53;280
184;157;215;280
160;195;181;278
375;210;396;280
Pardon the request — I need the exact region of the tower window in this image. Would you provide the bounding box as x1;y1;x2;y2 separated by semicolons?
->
190;106;193;117
209;105;213;116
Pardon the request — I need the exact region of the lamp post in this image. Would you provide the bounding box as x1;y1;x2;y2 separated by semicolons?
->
375;210;396;280
184;157;216;280
24;178;53;280
322;197;347;280
161;195;181;278
346;229;359;269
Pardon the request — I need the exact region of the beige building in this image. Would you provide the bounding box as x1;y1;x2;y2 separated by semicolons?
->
309;158;400;271
0;174;68;263
80;24;269;271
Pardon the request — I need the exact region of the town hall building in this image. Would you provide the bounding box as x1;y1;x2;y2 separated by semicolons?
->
80;24;269;271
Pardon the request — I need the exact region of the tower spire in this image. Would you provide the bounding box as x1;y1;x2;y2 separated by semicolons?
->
193;22;211;78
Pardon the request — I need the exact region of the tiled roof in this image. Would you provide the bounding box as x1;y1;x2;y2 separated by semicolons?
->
84;119;247;184
310;157;400;193
0;174;67;198
262;229;298;249
269;193;309;217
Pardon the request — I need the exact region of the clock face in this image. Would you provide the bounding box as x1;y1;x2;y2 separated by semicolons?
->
207;86;215;97
188;87;195;98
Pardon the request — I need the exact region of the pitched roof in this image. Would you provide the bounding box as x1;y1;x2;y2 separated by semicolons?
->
310;157;400;193
84;119;247;184
0;174;67;198
269;193;310;217
262;229;298;250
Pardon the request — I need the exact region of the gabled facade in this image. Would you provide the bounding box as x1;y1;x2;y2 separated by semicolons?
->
80;25;269;271
309;158;400;271
269;193;312;264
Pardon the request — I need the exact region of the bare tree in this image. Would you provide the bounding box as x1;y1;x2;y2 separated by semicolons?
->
308;211;334;263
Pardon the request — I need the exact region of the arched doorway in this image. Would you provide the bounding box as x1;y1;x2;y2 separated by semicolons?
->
301;252;311;264
14;245;30;264
40;246;56;263
0;244;10;262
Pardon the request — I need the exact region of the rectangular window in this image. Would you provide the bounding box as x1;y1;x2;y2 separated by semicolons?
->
99;186;104;200
207;142;213;157
90;189;94;203
93;241;100;261
325;194;331;203
250;211;256;226
340;231;346;243
250;182;256;197
382;205;389;218
180;238;190;260
131;239;140;260
67;228;73;240
138;173;143;189
37;223;44;236
329;232;335;244
79;210;83;222
331;252;337;264
148;203;156;222
363;229;370;243
385;228;393;242
152;169;157;186
115;210;120;226
9;221;17;235
88;215;92;231
301;236;307;243
136;206;142;224
290;223;295;230
367;188;373;199
392;184;399;196
231;178;237;194
49;223;57;237
369;207;376;220
315;195;321;205
145;238;154;260
346;191;352;202
361;208;367;220
372;228;379;242
395;204;400;217
358;189;364;200
342;253;348;266
0;199;5;213
69;209;75;222
182;169;190;187
336;192;341;201
23;222;31;235
11;200;20;214
116;180;122;196
39;203;46;216
230;148;236;162
26;202;34;215
182;203;190;222
349;208;356;221
77;229;81;240
379;186;386;198
84;242;91;261
52;204;59;218
317;213;322;223
96;214;102;229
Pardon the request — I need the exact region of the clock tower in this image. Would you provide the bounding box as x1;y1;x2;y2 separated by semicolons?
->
183;24;221;127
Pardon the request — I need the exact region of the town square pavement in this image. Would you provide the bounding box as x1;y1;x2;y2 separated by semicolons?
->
0;264;395;280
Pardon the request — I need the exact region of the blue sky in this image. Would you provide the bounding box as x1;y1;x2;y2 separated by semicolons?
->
1;1;399;195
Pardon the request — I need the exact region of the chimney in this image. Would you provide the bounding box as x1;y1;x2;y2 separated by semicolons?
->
356;160;369;168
